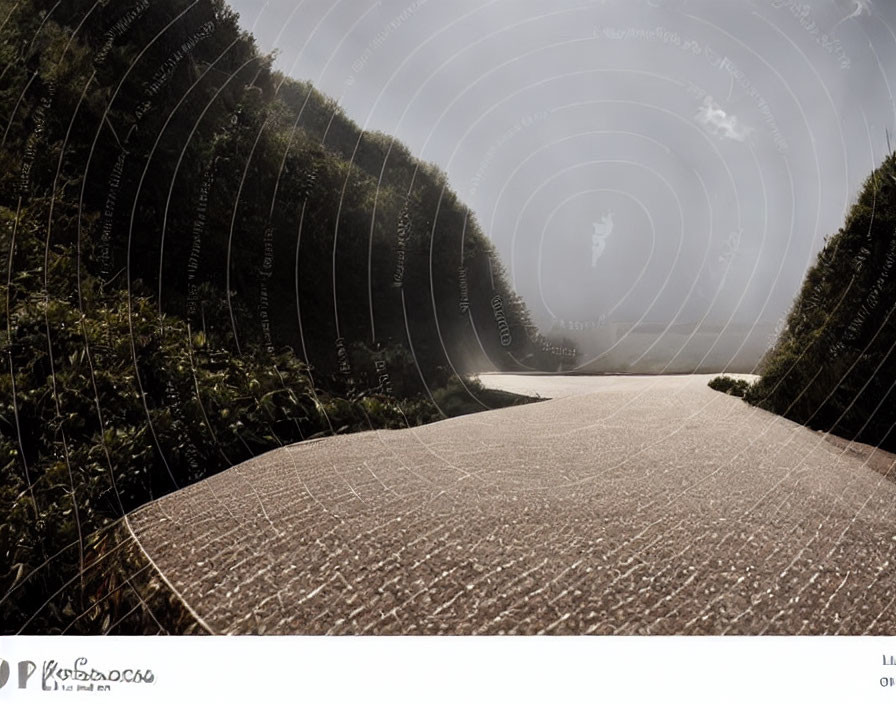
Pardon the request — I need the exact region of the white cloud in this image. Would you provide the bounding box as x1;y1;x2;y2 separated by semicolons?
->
695;97;753;142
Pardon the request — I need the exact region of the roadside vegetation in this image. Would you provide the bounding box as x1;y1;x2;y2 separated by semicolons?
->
707;375;750;398
722;152;896;453
0;0;556;632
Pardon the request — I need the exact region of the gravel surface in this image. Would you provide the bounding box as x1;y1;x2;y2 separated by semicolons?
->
128;374;896;634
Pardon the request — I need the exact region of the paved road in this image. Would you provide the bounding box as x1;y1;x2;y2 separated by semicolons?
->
128;374;896;634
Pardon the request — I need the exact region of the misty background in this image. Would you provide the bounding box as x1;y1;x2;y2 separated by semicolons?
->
223;0;895;372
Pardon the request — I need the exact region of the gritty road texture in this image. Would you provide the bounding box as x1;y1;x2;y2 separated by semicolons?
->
128;375;896;634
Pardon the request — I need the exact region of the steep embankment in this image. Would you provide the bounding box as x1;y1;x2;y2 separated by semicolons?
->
0;0;563;632
746;152;896;453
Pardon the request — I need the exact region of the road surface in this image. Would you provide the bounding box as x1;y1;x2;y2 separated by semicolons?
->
127;374;896;634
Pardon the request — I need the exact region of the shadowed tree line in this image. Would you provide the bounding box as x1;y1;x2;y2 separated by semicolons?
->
0;0;575;632
721;151;896;453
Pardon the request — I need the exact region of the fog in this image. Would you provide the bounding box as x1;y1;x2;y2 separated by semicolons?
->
225;0;896;372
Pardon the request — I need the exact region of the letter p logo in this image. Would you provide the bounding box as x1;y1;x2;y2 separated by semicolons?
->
18;661;36;689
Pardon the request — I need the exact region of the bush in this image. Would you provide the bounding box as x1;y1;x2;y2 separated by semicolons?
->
708;375;750;398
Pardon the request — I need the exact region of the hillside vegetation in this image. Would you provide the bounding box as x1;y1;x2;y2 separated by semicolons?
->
745;152;896;453
0;0;573;632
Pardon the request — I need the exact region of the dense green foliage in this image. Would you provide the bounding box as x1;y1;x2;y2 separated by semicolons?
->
746;152;896;451
0;0;559;632
708;375;750;398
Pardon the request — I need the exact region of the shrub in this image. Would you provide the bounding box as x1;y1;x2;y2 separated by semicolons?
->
708;375;750;398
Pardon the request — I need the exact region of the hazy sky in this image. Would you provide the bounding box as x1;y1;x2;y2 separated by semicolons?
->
224;0;896;364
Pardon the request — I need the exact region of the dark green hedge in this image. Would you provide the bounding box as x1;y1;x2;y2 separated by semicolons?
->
746;152;896;451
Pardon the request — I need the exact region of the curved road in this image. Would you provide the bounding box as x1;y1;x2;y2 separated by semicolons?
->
128;374;896;634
